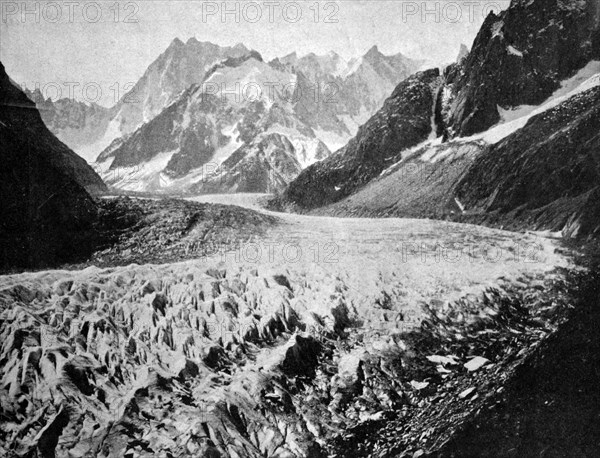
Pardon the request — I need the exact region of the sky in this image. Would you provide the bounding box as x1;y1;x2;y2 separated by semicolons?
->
0;1;510;106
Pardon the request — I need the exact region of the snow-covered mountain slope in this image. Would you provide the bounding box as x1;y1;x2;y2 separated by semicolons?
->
112;38;251;138
464;60;600;144
190;133;303;194
27;40;423;167
96;54;332;194
19;40;252;162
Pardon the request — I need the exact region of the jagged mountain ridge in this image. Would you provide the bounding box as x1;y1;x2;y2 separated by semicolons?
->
0;62;106;269
21;39;253;163
94;43;425;195
283;68;442;209
96;44;422;194
96;54;332;193
280;0;600;239
25;39;424;173
275;46;425;145
112;38;252;139
306;76;600;238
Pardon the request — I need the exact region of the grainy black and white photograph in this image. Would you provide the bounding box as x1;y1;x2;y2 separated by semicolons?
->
1;0;600;456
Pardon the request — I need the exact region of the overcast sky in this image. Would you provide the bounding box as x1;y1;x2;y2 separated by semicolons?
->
1;1;510;106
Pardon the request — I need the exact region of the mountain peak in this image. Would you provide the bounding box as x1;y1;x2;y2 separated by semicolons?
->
280;51;298;66
457;43;469;62
170;37;184;48
247;50;263;62
233;42;249;52
365;45;382;58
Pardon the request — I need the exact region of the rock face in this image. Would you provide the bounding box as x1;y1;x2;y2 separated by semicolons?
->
455;85;600;238
192;133;303;194
24;39;423;191
282;69;442;210
98;87;227;173
277;47;425;149
294;76;600;239
96;54;332;194
279;0;600;239
112;38;252;138
0;62;105;270
444;0;600;137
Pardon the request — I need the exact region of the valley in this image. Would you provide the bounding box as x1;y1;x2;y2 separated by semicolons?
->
2;0;600;455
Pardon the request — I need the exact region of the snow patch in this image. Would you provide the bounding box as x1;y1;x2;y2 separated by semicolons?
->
491;20;504;38
464;61;600;145
212;123;243;165
76;117;122;163
203;58;296;108
100;150;177;192
341;57;364;79
507;45;523;57
454;198;466;213
314;128;351;153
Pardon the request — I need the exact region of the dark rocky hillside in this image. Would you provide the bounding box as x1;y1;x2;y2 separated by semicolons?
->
5;77;107;195
444;0;600;137
455;85;600;238
278;0;600;240
282;69;441;209
87;197;277;268
0;62;106;270
302;85;600;239
309;141;484;219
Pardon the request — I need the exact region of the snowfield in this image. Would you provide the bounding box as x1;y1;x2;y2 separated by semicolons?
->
0;194;569;457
